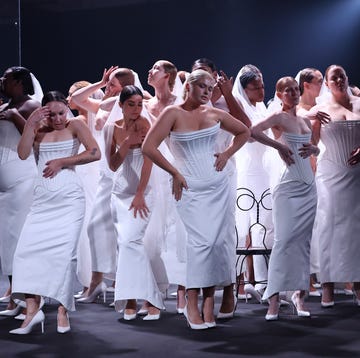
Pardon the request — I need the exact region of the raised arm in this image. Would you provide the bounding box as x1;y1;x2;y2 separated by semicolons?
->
217;70;252;128
17;106;50;159
71;67;118;114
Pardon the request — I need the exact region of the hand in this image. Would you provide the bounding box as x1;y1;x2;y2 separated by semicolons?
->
95;117;106;130
298;143;320;159
0;108;19;121
27;106;50;128
129;192;150;219
278;144;294;166
348;146;360;166
43;158;64;178
214;152;229;171
217;70;233;96
101;66;119;86
172;172;188;201
309;111;331;125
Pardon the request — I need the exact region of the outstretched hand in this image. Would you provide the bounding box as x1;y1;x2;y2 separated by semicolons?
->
308;110;331;125
217;70;233;96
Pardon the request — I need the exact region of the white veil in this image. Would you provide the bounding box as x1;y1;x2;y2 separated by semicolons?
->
30;73;44;103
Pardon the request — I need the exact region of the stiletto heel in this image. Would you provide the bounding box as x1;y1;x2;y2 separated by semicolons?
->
9;310;45;335
183;305;208;330
0;305;21;317
244;284;263;303
265;299;280;321
76;282;107;303
291;292;310;317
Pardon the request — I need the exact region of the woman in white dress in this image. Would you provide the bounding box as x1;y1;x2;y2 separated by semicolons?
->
145;60;183;313
110;85;164;320
10;91;100;334
70;67;134;302
232;64;277;301
0;67;40;315
191;58;251;317
142;69;250;329
309;65;360;307
252;77;319;320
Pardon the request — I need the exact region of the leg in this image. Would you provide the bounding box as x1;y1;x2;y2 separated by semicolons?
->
86;271;104;296
266;293;279;316
202;286;215;323
322;282;334;304
353;282;360;300
21;294;40;328
176;285;186;312
124;299;137;316
219;284;235;314
186;288;203;324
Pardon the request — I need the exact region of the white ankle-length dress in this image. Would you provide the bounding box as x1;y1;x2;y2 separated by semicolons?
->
169;123;233;289
12;138;85;311
262;132;317;300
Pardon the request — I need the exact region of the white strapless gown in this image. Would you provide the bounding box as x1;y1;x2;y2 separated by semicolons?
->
12;139;85;311
169;123;233;289
313;120;360;283
112;148;165;311
0;121;37;275
262;132;317;300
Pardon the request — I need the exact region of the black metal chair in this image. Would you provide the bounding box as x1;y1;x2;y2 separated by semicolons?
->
235;187;272;297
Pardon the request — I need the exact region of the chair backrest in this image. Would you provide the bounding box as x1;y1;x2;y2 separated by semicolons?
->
235;187;272;249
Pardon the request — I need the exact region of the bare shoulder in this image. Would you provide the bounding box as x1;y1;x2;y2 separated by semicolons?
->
67;117;88;132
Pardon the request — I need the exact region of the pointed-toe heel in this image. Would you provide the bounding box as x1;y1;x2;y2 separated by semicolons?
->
291;293;310;317
265;313;279;321
9;310;45;335
137;308;149;316
76;282;107;303
0;305;21;317
0;295;11;303
143;313;160;321
183;306;208;330
244;284;262;303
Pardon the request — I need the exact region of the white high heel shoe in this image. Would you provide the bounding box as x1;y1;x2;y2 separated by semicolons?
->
57;312;71;334
244;284;263;303
217;293;237;319
183;306;208;330
76;282;107;303
0;305;21;317
291;292;310;317
9;310;45;335
0;295;11;303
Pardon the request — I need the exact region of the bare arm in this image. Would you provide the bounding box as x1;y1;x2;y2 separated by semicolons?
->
251;114;295;166
217;70;252;128
142;107;188;200
17;107;50;159
71;67;118;114
129;156;153;219
42;119;101;178
213;109;250;171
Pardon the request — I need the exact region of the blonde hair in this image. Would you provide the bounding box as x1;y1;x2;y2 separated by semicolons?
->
183;69;215;100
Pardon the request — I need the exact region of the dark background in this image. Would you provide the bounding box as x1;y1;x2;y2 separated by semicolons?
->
1;0;360;103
